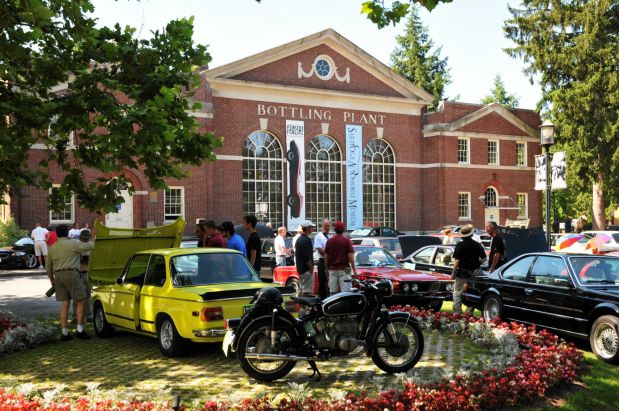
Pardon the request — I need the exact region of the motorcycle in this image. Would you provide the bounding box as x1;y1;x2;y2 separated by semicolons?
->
222;278;424;382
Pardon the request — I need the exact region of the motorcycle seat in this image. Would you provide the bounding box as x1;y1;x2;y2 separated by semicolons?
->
292;296;321;306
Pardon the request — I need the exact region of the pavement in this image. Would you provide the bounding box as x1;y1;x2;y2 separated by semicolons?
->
0;267;57;317
0;266;46;278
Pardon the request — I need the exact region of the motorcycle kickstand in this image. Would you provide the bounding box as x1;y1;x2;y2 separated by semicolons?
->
306;360;322;381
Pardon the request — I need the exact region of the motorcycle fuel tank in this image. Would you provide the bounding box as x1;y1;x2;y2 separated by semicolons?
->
321;292;367;316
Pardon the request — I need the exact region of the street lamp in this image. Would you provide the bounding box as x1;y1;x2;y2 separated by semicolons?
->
540;120;555;251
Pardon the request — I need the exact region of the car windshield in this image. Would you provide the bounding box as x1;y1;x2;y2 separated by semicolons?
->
14;238;32;246
170;252;260;286
569;256;619;286
351;228;372;237
355;248;400;268
380;238;401;254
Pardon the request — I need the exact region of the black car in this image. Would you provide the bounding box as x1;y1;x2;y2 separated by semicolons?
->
401;244;489;275
0;237;38;269
463;252;619;363
260;237;294;280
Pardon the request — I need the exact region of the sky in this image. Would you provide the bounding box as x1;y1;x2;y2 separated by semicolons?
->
90;0;541;109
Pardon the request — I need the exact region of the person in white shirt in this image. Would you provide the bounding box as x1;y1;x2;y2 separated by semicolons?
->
31;222;49;268
274;226;289;267
68;223;81;239
292;225;303;259
313;219;331;298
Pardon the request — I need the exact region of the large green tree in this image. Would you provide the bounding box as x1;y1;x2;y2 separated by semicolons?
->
481;74;519;109
0;0;220;214
360;0;453;28
390;5;451;111
505;0;619;229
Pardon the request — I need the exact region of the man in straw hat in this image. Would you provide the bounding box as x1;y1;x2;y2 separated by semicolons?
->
451;224;486;314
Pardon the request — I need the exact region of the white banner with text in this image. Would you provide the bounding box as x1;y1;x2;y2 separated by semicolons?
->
345;125;363;229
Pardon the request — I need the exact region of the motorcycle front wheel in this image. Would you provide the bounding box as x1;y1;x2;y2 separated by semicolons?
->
237;319;297;382
371;317;424;374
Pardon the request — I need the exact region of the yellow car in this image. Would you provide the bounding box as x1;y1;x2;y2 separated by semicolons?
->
90;219;295;357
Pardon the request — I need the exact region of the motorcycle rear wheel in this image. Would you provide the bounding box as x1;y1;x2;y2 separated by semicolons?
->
371;317;424;374
237;319;297;382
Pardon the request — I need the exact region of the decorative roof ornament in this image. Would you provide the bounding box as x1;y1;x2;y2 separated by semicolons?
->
298;54;350;83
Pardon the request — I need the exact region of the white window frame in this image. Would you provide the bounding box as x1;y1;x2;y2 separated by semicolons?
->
457;137;470;164
49;184;75;224
517;193;528;218
458;192;471;221
487;139;499;165
164;186;185;222
516;141;527;166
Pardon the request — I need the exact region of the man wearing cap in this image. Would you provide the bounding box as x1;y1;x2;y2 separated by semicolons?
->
451;224;486;314
294;220;315;296
46;224;95;340
324;221;357;295
313;219;331;298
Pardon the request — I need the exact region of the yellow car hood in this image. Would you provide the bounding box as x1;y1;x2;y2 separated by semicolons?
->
90;218;185;284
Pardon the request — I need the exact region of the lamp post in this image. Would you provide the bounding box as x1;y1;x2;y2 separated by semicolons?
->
540;120;555;252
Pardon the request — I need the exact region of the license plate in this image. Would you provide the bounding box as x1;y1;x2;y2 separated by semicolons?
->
243;304;253;315
222;330;235;357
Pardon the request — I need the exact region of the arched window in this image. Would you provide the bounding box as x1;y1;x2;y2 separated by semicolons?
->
363;139;395;227
305;135;342;224
242;131;284;225
485;187;498;207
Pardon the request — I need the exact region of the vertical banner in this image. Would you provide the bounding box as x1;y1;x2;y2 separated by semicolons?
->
534;155;547;191
551;151;567;190
346;125;363;230
286;120;305;231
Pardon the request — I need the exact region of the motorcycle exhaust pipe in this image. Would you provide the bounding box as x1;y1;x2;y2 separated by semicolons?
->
244;353;316;361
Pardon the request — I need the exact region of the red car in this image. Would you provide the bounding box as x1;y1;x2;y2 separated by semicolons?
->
273;246;453;311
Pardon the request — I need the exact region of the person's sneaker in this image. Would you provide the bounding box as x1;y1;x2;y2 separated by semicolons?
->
38;265;44;269
75;330;91;340
60;333;73;341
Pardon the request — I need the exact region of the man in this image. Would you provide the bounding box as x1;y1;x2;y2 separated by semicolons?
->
291;225;303;262
243;215;261;273
324;221;357;295
204;220;226;248
46;226;58;248
452;224;486;314
31;222;49;268
294;220;315;296
72;229;93;322
68;222;81;239
220;221;247;255
195;221;206;247
46;224;95;340
274;226;289;267
313;219;331;298
486;221;505;272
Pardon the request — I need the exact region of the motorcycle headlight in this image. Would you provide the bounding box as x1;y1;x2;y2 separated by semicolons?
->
446;283;454;292
411;283;419;292
402;284;410;293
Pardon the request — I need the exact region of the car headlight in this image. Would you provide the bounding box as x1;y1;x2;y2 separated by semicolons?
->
402;284;410;293
411;283;419;292
14;251;25;256
446;283;453;292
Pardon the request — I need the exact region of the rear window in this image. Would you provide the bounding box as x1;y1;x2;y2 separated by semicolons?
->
171;253;260;286
569;256;619;286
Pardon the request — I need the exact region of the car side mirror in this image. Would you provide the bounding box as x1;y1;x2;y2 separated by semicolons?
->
116;277;123;285
552;278;572;288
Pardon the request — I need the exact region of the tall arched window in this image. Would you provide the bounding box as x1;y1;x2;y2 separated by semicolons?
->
484;187;498;207
305;135;342;224
363;139;395;227
242;131;284;225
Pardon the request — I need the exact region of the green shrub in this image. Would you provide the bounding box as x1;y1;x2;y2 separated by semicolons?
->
0;218;28;246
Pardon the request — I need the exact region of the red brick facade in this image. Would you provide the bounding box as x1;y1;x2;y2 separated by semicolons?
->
10;29;542;235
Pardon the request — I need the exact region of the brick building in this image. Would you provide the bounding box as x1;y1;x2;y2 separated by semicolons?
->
9;29;542;234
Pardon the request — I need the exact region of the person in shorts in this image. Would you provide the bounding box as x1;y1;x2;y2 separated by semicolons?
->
294;220;315;296
46;224;95;340
71;229;93;322
451;224;486;314
324;221;357;294
31;222;49;268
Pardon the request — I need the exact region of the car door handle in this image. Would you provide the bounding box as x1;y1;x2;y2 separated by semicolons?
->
524;289;534;295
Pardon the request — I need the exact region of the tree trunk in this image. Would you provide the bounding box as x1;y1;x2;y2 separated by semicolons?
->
592;175;606;230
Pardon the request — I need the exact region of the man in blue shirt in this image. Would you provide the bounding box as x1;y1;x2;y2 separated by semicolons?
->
220;221;247;255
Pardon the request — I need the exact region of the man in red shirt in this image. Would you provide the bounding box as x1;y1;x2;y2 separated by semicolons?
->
324;221;357;295
46;227;58;247
204;220;227;248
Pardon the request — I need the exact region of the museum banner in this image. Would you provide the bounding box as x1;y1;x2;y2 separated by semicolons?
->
534;154;546;191
345;125;363;230
286;120;306;231
551;151;567;190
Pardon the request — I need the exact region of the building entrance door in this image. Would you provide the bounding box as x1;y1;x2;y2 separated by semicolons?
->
484;208;499;225
105;188;134;228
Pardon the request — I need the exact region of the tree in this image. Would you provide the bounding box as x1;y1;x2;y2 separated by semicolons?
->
360;0;454;28
390;5;451;111
0;0;221;214
480;75;519;109
505;0;619;229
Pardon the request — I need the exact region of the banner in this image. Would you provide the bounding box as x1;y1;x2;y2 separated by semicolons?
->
551;151;567;190
345;125;363;229
286;120;305;231
534;155;546;191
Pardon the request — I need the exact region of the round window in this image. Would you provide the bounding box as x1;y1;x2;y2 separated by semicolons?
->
313;55;335;80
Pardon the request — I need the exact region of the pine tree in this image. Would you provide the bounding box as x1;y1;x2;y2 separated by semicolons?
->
481;75;519;109
505;0;619;229
390;6;451;111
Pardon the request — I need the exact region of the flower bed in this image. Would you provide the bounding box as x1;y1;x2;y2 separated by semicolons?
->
0;310;56;355
0;307;583;410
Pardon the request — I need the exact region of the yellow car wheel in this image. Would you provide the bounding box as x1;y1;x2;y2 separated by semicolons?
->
93;302;114;338
157;316;187;357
